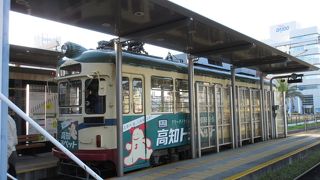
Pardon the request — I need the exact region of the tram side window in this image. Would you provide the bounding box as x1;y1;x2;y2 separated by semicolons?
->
122;77;130;114
175;79;189;113
59;64;81;77
133;78;143;114
151;76;173;113
85;78;106;114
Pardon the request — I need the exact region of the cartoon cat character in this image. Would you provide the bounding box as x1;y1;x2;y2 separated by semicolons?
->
68;122;78;140
124;124;153;166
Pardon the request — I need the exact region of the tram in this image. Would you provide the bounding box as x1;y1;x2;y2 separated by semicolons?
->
53;40;274;178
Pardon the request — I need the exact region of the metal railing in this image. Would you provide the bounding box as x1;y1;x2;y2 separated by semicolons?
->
0;93;103;180
7;173;17;180
287;114;320;132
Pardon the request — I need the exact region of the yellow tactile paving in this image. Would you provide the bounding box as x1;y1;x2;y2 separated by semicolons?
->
141;134;317;179
225;140;320;180
188;136;318;179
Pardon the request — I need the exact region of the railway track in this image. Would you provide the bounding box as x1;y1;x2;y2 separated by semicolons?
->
295;160;320;180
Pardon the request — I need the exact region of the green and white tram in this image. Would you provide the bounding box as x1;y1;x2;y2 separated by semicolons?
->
53;41;271;178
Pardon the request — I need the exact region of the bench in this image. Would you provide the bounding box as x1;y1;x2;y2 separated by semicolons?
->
16;134;46;152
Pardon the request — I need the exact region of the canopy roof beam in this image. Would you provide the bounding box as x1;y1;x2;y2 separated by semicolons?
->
233;55;288;68
121;18;189;40
265;66;309;74
191;41;254;56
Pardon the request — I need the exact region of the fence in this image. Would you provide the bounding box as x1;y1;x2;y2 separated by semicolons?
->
287;114;320;132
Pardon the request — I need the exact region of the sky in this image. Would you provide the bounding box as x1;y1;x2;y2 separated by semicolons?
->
9;0;320;57
172;0;320;40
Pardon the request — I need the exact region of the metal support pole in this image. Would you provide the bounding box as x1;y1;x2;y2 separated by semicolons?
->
196;84;202;158
283;92;287;137
269;78;275;138
188;54;196;159
187;17;197;158
231;66;238;148
260;74;266;141
249;90;254;143
44;85;47;133
269;74;303;139
114;39;123;177
237;87;242;147
0;1;9;179
304;117;307;131
229;87;235;149
266;91;270;140
214;85;219;153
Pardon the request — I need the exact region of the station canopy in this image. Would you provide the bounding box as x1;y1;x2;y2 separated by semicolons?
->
11;0;318;74
10;44;60;69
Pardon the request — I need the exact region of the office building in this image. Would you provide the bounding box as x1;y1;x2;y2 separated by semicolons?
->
265;22;320;114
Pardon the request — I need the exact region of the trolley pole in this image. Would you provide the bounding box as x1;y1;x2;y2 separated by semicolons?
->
114;39;124;177
231;66;238;148
0;1;9;179
188;54;196;159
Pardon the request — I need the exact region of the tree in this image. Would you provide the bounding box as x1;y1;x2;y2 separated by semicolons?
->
276;79;303;114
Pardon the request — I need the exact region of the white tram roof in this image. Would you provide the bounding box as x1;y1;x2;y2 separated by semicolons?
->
11;0;318;74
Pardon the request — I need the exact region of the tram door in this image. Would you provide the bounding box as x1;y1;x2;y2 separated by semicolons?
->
122;74;147;167
196;82;217;152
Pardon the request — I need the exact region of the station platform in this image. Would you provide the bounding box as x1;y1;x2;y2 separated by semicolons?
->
115;129;320;180
16;152;58;180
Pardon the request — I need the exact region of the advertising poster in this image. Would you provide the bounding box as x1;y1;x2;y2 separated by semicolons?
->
57;120;78;151
27;85;58;140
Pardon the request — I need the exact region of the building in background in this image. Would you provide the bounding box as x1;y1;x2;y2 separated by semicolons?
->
34;33;61;51
265;21;320;114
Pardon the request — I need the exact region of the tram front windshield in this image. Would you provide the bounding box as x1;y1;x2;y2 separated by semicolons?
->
59;80;82;114
85;78;106;114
